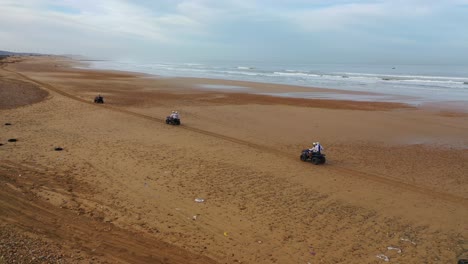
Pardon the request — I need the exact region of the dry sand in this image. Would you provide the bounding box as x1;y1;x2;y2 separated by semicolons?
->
1;56;467;263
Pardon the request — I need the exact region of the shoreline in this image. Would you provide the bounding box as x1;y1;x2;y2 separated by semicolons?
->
80;58;468;112
2;55;414;112
10;55;465;112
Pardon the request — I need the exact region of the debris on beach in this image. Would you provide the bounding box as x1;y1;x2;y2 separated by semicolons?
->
376;254;390;262
4;122;12;125
400;237;417;245
223;231;228;237
387;246;402;253
194;198;205;203
8;138;17;142
54;147;63;151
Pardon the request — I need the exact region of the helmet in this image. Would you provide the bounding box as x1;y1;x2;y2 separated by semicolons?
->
312;142;317;146
172;111;175;113
175;111;178;114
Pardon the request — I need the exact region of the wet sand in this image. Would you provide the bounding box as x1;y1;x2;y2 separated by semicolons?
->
1;56;467;263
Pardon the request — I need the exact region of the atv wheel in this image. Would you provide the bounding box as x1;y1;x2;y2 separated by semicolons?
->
311;157;320;165
320;157;326;164
300;154;308;162
166;119;170;124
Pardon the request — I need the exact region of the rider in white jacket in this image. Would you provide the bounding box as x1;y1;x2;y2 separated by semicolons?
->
309;142;324;152
312;142;324;154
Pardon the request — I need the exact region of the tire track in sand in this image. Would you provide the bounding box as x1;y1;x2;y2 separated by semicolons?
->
7;68;468;208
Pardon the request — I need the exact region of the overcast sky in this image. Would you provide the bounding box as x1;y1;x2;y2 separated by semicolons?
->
1;0;468;64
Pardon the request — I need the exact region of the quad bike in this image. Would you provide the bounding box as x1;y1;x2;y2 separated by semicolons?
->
94;96;104;104
166;116;181;125
300;149;326;165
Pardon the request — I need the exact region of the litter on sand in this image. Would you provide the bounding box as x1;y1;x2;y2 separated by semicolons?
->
400;237;417;245
387;246;402;253
223;232;228;237
194;198;205;203
376;254;390;262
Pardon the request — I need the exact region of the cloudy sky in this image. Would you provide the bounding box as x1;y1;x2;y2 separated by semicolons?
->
1;0;468;64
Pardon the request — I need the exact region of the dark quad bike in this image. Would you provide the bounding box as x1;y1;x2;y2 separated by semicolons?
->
300;149;326;165
94;96;104;104
166;116;181;125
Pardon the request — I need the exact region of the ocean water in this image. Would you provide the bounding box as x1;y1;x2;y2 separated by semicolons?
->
84;60;468;105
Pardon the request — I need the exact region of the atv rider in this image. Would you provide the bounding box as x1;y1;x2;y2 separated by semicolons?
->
169;111;176;119
312;142;324;154
168;111;180;121
308;142;324;157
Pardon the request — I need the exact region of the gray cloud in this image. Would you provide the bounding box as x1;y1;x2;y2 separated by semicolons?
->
0;0;467;63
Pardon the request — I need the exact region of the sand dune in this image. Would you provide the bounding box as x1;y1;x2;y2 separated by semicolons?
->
1;56;467;263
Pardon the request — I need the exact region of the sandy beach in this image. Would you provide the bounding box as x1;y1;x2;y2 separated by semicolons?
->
1;56;467;263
